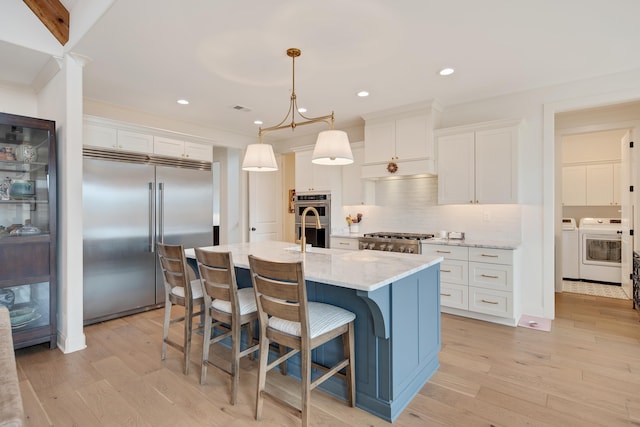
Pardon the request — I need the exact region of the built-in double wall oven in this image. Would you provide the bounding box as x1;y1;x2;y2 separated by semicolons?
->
579;218;622;284
294;193;331;248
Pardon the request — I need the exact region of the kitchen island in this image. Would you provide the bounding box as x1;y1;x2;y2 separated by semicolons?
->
185;241;442;422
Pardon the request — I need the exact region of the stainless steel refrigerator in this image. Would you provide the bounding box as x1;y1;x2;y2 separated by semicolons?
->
82;150;213;324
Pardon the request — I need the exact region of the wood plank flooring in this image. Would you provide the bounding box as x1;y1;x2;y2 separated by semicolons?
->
14;292;640;426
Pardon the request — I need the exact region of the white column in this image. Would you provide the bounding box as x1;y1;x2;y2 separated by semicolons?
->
38;53;88;353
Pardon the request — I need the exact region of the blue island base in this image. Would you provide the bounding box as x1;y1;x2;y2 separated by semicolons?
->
234;264;441;422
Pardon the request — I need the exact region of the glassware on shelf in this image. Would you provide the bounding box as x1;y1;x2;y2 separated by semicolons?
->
15;143;37;163
0;176;10;200
9;220;41;236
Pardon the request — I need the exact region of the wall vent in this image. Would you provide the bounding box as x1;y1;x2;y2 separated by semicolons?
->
232;105;252;112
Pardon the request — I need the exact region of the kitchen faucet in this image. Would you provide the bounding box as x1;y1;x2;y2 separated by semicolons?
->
300;206;322;253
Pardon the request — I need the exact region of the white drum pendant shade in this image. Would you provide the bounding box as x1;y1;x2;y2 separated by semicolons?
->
312;130;353;165
242;143;278;171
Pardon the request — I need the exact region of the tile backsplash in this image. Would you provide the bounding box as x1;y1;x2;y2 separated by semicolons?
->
340;176;521;242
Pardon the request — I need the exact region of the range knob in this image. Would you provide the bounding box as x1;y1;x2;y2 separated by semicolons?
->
407;247;415;254
386;245;394;251
399;246;405;253
368;243;376;250
379;244;386;251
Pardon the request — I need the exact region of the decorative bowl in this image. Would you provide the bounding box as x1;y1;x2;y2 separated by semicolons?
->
9;179;35;199
0;289;15;310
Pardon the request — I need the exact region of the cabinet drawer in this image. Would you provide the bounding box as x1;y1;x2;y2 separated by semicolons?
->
468;287;512;318
330;237;359;250
440;283;468;310
421;244;468;261
469;262;513;291
469;247;512;265
439;260;467;285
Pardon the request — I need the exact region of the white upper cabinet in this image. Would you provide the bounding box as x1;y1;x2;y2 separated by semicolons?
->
84;124;153;154
436;120;521;204
562;165;587;206
436;132;475;204
613;163;621;205
361;101;441;178
117;130;154;153
341;144;375;205
83;121;213;161
475;127;519;204
295;148;341;193
83;124;117;149
562;162;620;206
154;136;213;162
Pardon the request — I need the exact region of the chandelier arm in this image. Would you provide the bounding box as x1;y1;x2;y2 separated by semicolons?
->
259;115;333;137
257;48;337;138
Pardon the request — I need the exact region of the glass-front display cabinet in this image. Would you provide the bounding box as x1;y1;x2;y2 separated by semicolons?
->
0;112;57;349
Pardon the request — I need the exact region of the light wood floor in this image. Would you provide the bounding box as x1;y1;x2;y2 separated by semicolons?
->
14;292;640;426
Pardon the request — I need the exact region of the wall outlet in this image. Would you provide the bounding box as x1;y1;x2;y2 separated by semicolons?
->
483;210;491;222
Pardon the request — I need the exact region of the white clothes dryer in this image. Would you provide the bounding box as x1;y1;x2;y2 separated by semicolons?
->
562;218;580;280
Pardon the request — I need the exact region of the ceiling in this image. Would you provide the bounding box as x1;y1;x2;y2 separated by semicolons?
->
5;0;640;141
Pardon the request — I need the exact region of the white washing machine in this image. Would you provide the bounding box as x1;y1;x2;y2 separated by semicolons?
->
578;218;622;283
562;218;580;280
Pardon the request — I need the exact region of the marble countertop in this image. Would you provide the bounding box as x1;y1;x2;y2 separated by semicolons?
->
330;232;362;238
421;238;520;250
185;241;442;292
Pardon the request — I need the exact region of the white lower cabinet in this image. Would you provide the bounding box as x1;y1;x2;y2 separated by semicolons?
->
423;245;469;310
423;243;519;326
468;287;512;317
330;236;359;250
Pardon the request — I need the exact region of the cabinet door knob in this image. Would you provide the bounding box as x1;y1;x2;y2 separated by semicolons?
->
251;227;256;231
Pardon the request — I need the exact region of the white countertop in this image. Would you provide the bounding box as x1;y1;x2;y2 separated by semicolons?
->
185;241;442;292
421;238;520;250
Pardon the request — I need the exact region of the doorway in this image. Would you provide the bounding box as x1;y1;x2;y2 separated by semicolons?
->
554;102;640;300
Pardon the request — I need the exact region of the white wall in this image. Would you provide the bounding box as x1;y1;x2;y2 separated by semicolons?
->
0;83;37;116
562;129;626;164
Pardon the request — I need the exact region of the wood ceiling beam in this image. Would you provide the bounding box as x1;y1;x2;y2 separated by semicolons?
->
23;0;70;46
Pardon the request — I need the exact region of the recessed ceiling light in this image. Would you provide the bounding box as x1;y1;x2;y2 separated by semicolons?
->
357;91;369;97
177;99;189;105
439;68;455;76
297;107;307;113
254;120;263;125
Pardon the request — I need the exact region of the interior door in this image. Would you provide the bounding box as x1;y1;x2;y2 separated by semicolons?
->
248;157;282;242
621;130;633;298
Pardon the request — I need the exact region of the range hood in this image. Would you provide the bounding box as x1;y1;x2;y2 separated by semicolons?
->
360;100;441;180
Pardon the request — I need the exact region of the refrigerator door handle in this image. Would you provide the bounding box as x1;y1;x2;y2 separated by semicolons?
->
158;182;165;243
148;182;155;252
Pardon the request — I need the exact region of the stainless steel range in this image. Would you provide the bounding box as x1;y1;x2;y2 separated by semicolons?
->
358;232;434;254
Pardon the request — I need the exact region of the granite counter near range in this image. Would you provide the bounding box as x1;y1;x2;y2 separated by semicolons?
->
422;238;521;250
185;241;443;422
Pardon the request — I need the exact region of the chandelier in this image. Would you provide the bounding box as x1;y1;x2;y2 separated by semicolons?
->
241;48;353;172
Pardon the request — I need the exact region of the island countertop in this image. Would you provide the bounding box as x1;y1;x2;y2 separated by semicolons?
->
185;241;442;292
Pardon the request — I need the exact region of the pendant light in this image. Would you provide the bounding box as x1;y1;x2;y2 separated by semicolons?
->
242;48;353;172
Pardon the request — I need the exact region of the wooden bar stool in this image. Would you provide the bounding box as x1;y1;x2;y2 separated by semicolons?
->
157;243;204;375
195;248;259;404
248;254;356;427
